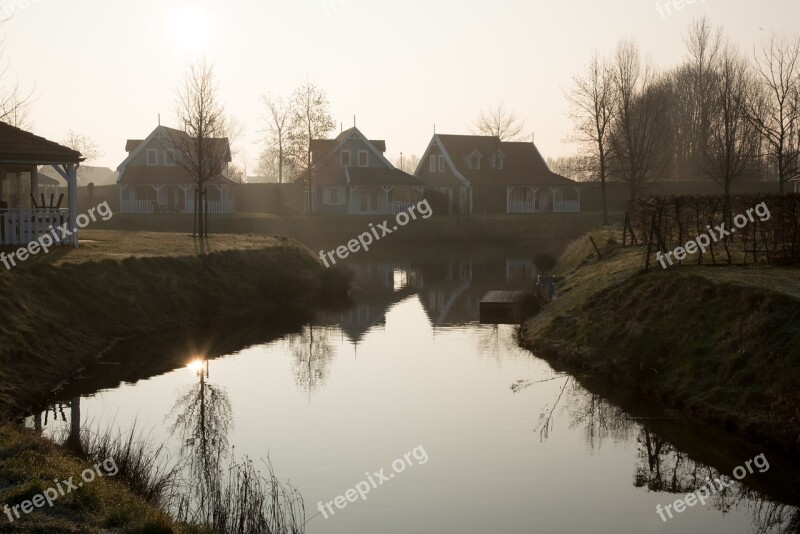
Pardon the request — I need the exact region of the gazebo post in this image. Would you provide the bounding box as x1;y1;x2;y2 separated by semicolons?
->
67;164;78;247
30;166;38;207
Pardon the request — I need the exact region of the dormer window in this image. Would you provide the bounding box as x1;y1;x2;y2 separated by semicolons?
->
468;150;482;170
493;150;505;171
341;150;351;167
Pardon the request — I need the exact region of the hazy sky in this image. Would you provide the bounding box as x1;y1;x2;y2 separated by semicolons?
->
4;0;800;172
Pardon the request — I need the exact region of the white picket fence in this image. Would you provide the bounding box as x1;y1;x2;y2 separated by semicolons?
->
0;209;69;246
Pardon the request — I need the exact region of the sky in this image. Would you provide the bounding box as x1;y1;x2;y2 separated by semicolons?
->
3;0;800;173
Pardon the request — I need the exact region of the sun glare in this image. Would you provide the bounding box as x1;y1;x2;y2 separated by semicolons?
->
187;359;205;373
168;5;214;54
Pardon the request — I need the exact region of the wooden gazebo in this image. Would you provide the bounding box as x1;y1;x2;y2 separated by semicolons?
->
0;121;84;247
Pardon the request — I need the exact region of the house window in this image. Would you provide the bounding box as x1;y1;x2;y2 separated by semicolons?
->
430;154;436;172
358;151;368;167
323;186;345;205
471;154;480;170
438;155;444;172
341;151;351;167
165;150;176;166
497;156;504;170
146;149;158;166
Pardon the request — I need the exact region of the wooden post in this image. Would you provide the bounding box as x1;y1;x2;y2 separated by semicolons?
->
588;236;603;259
623;212;629;246
644;214;656;271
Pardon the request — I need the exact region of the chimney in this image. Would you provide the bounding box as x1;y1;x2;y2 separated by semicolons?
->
531;132;535;144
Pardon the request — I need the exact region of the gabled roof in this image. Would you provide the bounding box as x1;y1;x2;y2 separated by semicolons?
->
0;121;84;164
118;125;231;172
118;166;235;185
347;167;423;186
303;128;418;188
432;134;576;187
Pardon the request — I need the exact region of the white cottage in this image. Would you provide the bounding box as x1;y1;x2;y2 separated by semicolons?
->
117;125;235;215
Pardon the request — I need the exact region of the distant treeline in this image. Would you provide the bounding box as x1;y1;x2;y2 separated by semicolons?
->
629;194;800;267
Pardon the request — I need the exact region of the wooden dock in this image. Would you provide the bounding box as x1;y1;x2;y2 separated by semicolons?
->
480;291;525;324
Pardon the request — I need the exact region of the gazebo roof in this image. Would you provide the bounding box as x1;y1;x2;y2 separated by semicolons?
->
0;121;84;165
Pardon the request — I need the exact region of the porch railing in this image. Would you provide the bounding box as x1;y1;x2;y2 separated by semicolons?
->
121;200;155;214
122;200;235;215
1;208;70;246
553;201;580;213
509;201;537;214
390;201;415;215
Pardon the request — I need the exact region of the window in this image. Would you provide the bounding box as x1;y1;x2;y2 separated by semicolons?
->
497;156;504;170
340;151;351;167
165;150;176;166
324;187;345;205
430;154;436;172
146;149;158;166
471;155;481;170
438;155;445;172
358;151;368;167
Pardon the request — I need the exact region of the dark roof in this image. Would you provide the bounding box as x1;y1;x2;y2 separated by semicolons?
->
311;137;386;159
126;139;144;152
118;166;235;185
347;167;423;186
436;134;576;187
0;121;83;164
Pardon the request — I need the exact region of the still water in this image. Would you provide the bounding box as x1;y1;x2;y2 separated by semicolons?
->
29;248;800;533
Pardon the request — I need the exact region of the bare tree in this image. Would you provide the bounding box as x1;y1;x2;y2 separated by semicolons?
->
567;51;617;224
609;40;669;208
62;130;103;162
394;153;420;174
747;32;800;192
171;59;231;237
288;81;335;212
260;94;294;184
0;30;33;128
703;45;761;211
472;102;527;141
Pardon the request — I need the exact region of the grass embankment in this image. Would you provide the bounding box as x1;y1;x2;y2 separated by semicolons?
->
521;230;800;448
0;426;207;533
0;230;349;418
94;212;620;248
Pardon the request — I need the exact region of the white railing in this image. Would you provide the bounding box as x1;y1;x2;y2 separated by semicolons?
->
186;200;235;215
509;201;537;214
553;201;580;213
1;208;69;246
390;201;415;215
121;200;155;214
122;200;234;215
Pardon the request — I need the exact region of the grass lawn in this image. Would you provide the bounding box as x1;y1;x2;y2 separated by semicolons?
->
1;230;290;268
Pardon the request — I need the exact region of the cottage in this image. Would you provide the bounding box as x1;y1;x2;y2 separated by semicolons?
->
415;134;580;215
117;125;235;215
0;121;83;247
306;127;425;215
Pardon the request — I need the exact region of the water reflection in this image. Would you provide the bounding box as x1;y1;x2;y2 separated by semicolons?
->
20;248;800;534
168;359;233;495
518;371;800;533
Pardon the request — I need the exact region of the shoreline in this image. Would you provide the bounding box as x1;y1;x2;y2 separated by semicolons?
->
518;230;800;451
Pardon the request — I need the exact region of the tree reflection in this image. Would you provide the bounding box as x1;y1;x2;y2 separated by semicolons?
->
168;358;233;509
287;325;334;397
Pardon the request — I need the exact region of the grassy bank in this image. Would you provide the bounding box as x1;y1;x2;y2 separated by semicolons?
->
0;231;349;419
91;212;621;248
0;425;205;532
520;230;800;448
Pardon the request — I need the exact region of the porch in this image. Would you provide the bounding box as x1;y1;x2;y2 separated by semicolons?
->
0;123;83;247
119;183;235;215
347;185;425;216
507;186;581;214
